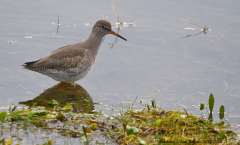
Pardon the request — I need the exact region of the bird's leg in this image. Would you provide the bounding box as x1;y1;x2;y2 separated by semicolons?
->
58;82;71;92
59;82;64;91
71;82;82;93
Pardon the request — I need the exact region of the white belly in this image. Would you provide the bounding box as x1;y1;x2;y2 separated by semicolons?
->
38;64;92;83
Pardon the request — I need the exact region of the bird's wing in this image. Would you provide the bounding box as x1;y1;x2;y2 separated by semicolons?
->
46;49;94;70
22;42;91;70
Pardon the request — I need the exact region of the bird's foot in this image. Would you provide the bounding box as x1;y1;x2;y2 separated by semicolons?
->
73;90;82;93
58;82;82;93
58;82;72;93
72;84;82;93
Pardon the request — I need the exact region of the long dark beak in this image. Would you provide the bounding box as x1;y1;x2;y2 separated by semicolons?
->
109;30;127;41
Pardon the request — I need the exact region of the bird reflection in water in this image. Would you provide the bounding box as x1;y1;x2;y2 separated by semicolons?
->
19;82;94;113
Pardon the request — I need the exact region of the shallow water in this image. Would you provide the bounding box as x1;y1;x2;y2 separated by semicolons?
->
0;0;240;128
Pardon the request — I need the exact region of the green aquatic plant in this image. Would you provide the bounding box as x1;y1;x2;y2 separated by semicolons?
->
0;93;238;144
219;105;225;120
198;93;226;122
0;111;7;122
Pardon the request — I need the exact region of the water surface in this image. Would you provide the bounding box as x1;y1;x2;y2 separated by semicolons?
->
0;0;240;126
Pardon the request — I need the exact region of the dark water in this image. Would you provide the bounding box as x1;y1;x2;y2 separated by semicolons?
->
0;0;240;127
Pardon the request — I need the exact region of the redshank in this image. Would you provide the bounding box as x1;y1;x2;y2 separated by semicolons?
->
21;20;127;92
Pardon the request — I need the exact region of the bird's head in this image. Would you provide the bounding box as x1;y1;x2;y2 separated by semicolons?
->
92;20;127;41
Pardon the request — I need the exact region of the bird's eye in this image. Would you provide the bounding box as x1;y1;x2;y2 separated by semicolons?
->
101;25;105;29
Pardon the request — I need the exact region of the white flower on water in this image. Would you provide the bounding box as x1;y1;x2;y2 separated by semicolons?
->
184;28;195;30
25;36;32;39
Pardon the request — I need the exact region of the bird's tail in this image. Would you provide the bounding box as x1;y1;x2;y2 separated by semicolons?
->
21;60;38;69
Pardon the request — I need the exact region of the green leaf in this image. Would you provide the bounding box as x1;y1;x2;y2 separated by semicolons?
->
56;112;66;121
147;104;150;111
120;126;124;132
151;99;156;109
126;125;139;136
47;100;59;105
28;110;47;118
11;103;17;112
154;119;162;127
28;111;36;118
55;104;60;111
8;110;30;116
47;140;53;144
35;110;47;115
183;108;189;116
200;102;205;110
80;136;87;142
0;111;7;122
89;123;98;130
82;126;88;142
16;116;24;121
61;103;72;110
137;137;146;144
46;114;56;119
155;134;165;142
219;105;225;119
209;93;214;113
213;121;224;127
170;112;181;117
0;139;5;145
219;130;227;139
208;112;213;122
63;122;67;128
47;100;54;105
30;102;37;109
127;128;135;136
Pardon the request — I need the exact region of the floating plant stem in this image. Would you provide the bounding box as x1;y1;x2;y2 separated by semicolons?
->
57;15;60;33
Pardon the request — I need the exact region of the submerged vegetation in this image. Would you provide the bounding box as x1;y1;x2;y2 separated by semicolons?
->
0;86;239;144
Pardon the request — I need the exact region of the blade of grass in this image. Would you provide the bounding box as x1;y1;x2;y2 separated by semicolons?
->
209;93;214;113
82;126;88;142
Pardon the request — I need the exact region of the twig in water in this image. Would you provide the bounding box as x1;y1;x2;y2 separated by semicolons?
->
174;105;178;110
57;16;60;33
111;4;120;22
109;4;121;49
131;94;139;110
181;19;203;28
181;19;209;33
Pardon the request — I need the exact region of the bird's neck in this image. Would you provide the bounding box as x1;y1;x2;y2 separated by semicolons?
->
84;33;103;57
